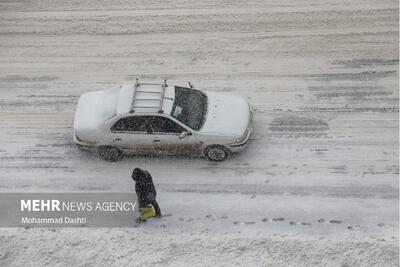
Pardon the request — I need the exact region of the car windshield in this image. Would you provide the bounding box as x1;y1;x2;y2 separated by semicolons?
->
171;86;207;130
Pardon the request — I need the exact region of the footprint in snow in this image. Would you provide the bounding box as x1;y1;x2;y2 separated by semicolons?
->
289;221;311;226
318;219;342;224
347;225;361;230
205;214;216;220
261;218;284;222
233;221;255;225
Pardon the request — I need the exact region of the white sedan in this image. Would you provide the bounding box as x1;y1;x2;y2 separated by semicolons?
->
73;79;253;161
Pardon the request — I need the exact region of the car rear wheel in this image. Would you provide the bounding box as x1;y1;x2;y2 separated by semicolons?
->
204;145;229;162
97;146;123;162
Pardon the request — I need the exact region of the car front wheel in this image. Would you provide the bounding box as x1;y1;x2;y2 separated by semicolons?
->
97;146;123;162
204;145;229;161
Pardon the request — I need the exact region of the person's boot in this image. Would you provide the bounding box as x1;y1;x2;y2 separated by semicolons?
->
140;207;156;221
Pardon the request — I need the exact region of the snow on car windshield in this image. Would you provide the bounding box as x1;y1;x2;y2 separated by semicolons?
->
171;86;207;130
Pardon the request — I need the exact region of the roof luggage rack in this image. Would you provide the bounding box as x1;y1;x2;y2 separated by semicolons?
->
130;78;168;113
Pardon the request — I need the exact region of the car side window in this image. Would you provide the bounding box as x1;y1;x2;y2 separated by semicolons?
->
111;116;148;132
148;116;185;134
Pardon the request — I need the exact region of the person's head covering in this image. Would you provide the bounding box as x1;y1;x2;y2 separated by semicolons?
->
131;168;145;181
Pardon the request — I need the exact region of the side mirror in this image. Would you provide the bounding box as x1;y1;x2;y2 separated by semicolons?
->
179;131;191;139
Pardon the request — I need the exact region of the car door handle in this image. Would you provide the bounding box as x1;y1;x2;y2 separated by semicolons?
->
114;138;122;141
153;140;160;143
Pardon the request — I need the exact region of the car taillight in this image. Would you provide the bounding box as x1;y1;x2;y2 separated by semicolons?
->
236;128;249;143
75;133;82;142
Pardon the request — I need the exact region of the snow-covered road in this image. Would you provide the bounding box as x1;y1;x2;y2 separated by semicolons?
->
0;0;398;265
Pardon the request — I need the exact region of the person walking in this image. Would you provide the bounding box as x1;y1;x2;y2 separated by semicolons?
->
131;168;161;221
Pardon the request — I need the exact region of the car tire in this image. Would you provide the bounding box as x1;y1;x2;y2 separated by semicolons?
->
97;146;123;162
204;145;229;162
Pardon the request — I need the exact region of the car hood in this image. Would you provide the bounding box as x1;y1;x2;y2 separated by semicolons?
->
199;91;250;136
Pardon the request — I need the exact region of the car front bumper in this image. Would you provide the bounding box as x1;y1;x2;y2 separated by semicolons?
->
227;105;254;153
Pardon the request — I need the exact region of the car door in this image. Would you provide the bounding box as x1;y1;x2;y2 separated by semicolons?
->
109;115;154;153
147;116;200;155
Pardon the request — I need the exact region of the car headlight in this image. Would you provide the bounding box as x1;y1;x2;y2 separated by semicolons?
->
236;128;249;143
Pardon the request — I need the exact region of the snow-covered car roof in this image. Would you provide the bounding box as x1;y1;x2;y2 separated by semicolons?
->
73;82;175;131
128;80;175;114
117;82;175;115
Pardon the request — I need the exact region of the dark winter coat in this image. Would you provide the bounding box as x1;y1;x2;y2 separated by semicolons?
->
131;168;157;206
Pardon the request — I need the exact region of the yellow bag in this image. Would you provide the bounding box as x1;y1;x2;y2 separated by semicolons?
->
140;207;156;221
